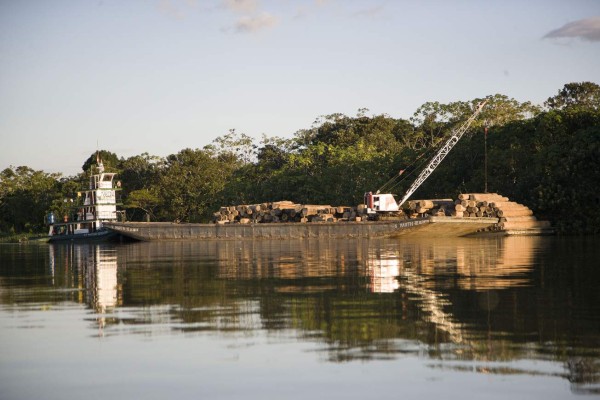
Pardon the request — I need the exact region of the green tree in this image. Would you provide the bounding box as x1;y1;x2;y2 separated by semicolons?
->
48;174;88;224
124;188;161;221
532;110;600;233
411;95;539;145
303;110;407;155
205;129;257;166
247;111;416;206
0;166;61;233
81;150;120;173
478;94;541;127
400;95;541;199
119;153;163;193
218;135;295;205
545;82;600;111
159;148;237;222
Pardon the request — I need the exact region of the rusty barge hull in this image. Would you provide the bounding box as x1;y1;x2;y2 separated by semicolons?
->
104;217;498;241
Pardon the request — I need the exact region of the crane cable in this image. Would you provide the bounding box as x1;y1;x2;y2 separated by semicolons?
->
376;133;450;195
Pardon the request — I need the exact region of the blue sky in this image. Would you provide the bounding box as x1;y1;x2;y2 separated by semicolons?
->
1;0;599;176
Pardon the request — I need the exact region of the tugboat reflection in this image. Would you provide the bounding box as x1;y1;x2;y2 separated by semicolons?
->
49;244;120;332
84;246;119;312
367;256;400;293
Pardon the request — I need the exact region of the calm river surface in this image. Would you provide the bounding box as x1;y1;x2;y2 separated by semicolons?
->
1;236;599;399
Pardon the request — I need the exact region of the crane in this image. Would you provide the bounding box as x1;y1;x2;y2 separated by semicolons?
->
364;100;487;214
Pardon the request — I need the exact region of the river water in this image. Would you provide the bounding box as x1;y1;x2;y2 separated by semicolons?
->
0;236;599;399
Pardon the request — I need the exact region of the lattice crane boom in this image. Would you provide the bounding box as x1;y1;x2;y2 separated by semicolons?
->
397;100;488;207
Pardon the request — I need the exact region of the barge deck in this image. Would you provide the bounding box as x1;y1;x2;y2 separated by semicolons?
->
104;216;499;241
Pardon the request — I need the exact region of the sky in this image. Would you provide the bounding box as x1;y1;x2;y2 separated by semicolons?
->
1;0;599;176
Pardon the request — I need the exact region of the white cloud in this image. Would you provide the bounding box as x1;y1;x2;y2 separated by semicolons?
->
223;0;258;14
235;12;279;33
544;16;600;42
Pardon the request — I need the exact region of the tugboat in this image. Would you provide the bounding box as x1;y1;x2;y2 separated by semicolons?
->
48;157;122;242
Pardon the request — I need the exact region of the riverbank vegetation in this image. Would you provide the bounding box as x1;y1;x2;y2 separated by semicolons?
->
1;82;599;235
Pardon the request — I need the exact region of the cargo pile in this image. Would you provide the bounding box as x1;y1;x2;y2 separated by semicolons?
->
451;193;512;218
453;193;551;232
405;199;454;218
212;193;551;233
212;201;369;224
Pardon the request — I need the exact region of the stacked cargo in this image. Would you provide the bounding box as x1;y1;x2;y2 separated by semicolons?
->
454;193;551;233
212;193;551;234
212;201;369;224
404;199;454;218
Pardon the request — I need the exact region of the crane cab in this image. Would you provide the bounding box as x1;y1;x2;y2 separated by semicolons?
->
364;192;400;213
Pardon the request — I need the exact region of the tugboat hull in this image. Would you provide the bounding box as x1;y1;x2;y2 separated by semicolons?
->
48;229;119;243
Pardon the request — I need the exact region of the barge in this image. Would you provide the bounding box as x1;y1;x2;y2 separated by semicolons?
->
104;216;500;241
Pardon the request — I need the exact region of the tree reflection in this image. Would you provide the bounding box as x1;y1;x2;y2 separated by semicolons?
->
33;237;600;390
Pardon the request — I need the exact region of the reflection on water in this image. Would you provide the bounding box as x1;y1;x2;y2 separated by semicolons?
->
1;236;599;396
48;244;120;312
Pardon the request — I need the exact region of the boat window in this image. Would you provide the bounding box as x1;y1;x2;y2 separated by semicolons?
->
102;174;113;181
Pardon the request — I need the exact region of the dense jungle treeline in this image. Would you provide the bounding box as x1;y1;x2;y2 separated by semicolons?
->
1;82;599;235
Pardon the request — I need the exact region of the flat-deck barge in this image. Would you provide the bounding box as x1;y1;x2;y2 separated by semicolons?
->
104;216;499;241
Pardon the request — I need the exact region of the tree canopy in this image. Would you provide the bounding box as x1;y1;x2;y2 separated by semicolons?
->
82;150;120;173
544;81;600;111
